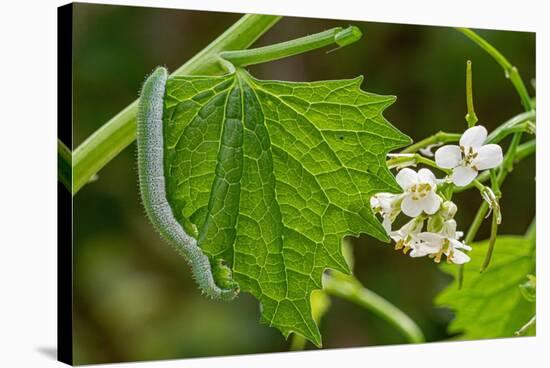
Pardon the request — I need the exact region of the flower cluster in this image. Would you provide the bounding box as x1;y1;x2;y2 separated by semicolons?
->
371;125;504;265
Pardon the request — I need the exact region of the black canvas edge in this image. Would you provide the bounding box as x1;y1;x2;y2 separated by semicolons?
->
58;3;74;366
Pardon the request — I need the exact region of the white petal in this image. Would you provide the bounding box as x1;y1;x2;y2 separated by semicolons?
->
451;166;478;186
435;145;462;169
417;232;445;246
409;250;425;258
396;168;417;191
450;249;471;264
401;195;423;217
450;239;471;251
382;216;392;234
411;242;441;257
472;144;503;170
390;229;404;242
421;191;441;215
460;125;487;149
418;168;437;187
441;219;457;238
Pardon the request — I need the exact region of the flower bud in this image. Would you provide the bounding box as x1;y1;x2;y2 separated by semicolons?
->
427;213;444;233
440;200;458;220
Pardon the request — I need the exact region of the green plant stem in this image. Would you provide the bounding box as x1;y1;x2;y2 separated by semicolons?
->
515;315;536;336
465;60;478;127
487;122;534;144
486;110;535;143
465;203;489;246
457;201;489;288
71;14;282;195
386;153;449;172
401;131;461;154
490;169;501;197
499;132;523;178
456;28;534;112
323;273;425;343
58;139;72;192
480;209;499;272
219;26;361;68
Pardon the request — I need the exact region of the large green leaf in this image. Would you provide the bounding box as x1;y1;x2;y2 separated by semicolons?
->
436;235;536;339
162;69;410;346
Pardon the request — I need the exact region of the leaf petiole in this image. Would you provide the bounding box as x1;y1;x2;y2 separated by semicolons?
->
219;26;362;68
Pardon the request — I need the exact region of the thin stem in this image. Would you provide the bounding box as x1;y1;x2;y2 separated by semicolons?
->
458;201;489;289
499;132;523;179
386;153;450;173
465;60;478;127
72;14;282;195
515;315;536;336
486;110;535;143
324;273;425;343
220;26;362;68
516;140;537;161
490;169;500;197
480;209;499;272
471;179;486;192
465;202;489;246
401;131;461;154
58;139;72;192
456;28;534;112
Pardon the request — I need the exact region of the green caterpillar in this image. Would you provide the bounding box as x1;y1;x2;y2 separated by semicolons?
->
136;67;239;301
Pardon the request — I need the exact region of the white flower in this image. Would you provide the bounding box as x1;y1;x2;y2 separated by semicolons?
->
396;168;441;217
435;125;503;186
411;219;472;264
370;193;402;233
390;217;424;254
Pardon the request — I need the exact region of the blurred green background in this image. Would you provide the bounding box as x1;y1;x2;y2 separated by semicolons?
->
71;3;535;365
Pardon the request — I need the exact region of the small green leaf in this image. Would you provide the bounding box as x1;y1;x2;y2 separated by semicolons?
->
436;235;536;339
162;68;410;346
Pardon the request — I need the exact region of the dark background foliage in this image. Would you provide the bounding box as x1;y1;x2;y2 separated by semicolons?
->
72;3;535;364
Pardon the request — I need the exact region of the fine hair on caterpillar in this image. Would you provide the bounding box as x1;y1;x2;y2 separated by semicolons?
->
136;66;239;301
